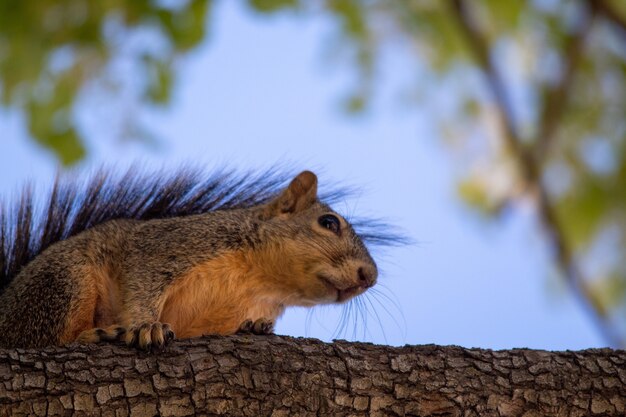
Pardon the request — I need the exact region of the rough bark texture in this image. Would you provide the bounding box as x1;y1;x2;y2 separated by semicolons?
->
0;335;624;417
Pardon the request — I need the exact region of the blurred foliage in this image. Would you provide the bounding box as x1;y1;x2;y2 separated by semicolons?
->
262;0;626;344
1;0;625;343
288;0;626;344
0;0;209;164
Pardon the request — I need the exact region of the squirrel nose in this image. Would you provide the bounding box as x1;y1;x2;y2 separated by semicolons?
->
357;266;377;289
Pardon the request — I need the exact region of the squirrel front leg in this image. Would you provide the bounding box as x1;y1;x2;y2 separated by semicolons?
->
118;285;176;351
77;277;176;351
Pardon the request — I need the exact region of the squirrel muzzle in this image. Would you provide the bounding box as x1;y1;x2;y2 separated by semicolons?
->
315;260;378;304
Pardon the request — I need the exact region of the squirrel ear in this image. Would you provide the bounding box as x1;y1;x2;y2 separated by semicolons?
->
264;171;318;217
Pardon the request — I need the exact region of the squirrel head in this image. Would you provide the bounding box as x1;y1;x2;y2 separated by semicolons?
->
259;171;378;306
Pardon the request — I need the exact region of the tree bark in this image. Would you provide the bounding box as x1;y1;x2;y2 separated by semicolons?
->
0;335;624;417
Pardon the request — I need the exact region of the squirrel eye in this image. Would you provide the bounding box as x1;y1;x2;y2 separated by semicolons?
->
318;214;341;235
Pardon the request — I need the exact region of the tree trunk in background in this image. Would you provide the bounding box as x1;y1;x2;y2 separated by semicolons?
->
0;335;624;416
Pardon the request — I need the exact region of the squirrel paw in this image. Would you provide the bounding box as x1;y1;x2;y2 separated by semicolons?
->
237;318;274;335
76;325;126;344
125;322;175;351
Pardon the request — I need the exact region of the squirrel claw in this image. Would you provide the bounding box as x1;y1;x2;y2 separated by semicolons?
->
164;324;175;342
236;319;254;334
125;321;174;351
253;318;274;335
237;318;274;335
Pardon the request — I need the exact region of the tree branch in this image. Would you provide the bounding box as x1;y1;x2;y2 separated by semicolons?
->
449;0;538;183
0;336;624;416
450;0;624;348
590;0;626;39
534;6;595;163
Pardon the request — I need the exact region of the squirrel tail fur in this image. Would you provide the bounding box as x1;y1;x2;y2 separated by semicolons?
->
0;166;402;289
0;166;404;349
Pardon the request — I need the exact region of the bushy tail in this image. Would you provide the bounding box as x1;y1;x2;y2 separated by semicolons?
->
0;165;404;289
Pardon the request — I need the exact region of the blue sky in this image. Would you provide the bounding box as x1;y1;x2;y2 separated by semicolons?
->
0;2;604;349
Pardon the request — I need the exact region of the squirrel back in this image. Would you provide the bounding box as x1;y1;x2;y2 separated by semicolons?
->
0;167;399;349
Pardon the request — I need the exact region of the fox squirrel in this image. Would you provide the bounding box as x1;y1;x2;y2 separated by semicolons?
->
0;168;386;350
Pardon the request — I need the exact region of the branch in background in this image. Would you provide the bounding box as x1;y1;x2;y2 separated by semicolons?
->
450;0;624;348
534;6;595;163
449;0;538;183
591;0;626;39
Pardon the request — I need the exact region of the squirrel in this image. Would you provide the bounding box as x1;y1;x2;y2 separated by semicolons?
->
0;168;387;350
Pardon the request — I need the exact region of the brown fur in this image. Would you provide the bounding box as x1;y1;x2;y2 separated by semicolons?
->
61;263;122;344
0;171;379;349
59;267;99;344
93;264;122;328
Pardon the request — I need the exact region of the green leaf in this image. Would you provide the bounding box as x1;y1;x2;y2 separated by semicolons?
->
327;0;368;40
145;58;173;104
248;0;298;13
554;177;609;250
482;0;525;36
27;104;86;166
344;93;366;114
591;273;626;311
457;178;503;216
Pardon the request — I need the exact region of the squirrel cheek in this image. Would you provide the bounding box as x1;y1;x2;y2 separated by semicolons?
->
311;276;341;304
